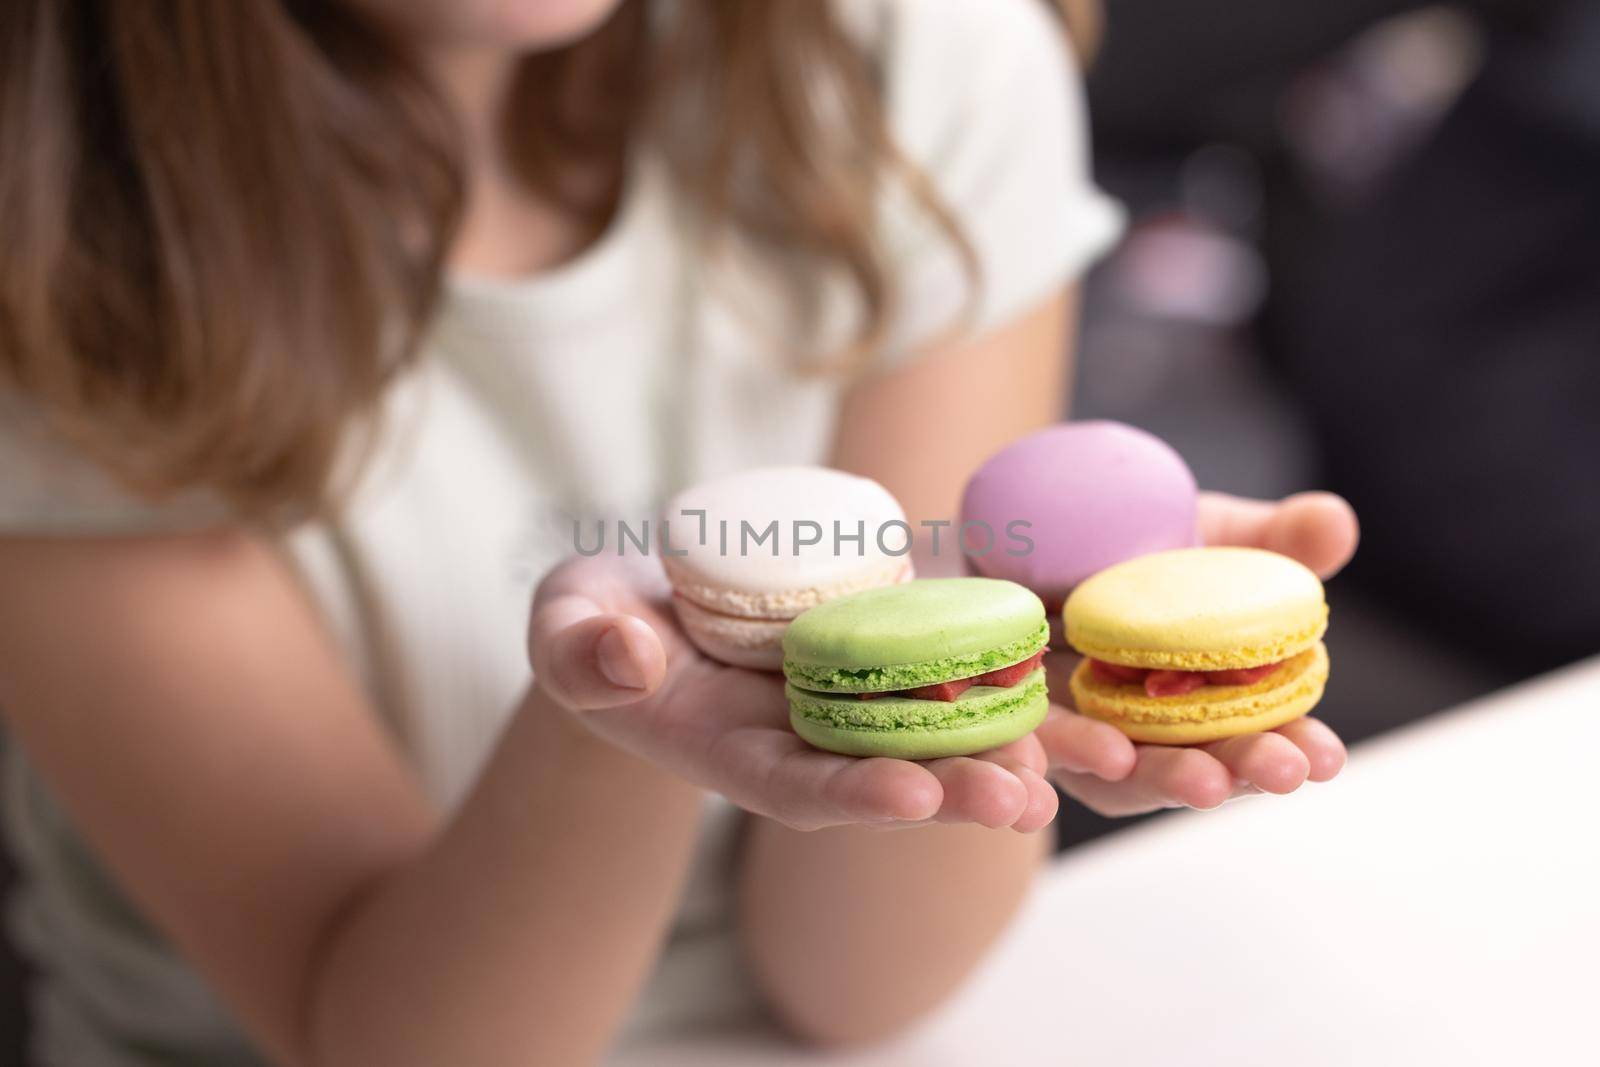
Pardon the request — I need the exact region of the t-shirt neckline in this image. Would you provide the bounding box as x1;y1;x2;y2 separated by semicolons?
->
442;155;656;325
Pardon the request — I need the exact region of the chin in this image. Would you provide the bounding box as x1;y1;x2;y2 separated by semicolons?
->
488;0;627;47
368;0;628;51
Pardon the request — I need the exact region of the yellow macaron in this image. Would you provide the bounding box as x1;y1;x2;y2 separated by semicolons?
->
1063;547;1330;744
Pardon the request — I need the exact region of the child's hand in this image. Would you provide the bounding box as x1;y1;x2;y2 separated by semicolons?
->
1037;491;1359;815
527;553;1058;833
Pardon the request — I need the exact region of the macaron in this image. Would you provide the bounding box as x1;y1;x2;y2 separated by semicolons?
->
782;578;1049;759
1063;547;1329;744
960;421;1198;610
662;466;913;670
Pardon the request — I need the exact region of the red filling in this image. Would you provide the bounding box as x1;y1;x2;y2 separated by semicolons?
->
856;650;1045;703
1089;658;1283;698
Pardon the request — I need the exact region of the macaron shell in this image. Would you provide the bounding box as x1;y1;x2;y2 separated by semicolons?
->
665;555;911;621
787;671;1049;758
671;597;788;671
1064;547;1328;671
662;466;913;620
960;422;1198;604
783;619;1048;693
783;578;1046;673
1069;643;1329;744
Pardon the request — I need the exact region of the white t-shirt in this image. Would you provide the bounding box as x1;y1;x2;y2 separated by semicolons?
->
0;0;1122;1061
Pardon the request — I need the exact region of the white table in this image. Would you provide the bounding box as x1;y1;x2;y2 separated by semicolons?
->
626;656;1600;1066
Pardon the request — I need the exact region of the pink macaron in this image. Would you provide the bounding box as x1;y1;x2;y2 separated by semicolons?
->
960;421;1199;611
662;466;914;669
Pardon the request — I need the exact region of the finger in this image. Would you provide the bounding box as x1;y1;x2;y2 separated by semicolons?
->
1273;716;1348;782
1200;732;1311;795
923;757;1031;829
1198;491;1360;578
809;755;944;826
1008;765;1061;833
1040;649;1140;774
529;594;667;710
1055;743;1275;818
980;731;1049;778
1051;769;1153;817
962;734;1058;831
1126;745;1235;810
711;727;944;829
966;743;1060;832
889;755;1056;832
1037;705;1137;780
1041;628;1141;781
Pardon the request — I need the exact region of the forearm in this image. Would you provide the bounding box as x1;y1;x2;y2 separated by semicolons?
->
737;818;1050;1046
307;688;704;1066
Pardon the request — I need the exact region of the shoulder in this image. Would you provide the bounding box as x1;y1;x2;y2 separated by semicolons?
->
862;0;1096;202
847;0;1083;132
837;0;1124;355
841;0;1070;62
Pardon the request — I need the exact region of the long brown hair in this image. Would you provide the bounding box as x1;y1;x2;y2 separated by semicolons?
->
0;1;1092;523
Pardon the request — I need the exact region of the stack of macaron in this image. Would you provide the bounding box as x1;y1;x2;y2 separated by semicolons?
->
960;421;1198;616
781;578;1050;758
1063;547;1330;743
661;466;912;670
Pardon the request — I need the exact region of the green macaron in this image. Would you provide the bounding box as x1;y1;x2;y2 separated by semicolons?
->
782;578;1050;759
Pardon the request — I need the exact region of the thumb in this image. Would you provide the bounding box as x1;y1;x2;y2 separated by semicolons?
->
1198;490;1360;578
529;594;668;711
1259;492;1360;579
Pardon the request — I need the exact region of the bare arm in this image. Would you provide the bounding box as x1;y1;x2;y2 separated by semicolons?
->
831;291;1075;532
737;289;1361;1042
0;530;703;1066
740;821;1050;1045
739;292;1075;1045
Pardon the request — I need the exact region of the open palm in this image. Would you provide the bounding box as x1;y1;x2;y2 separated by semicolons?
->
528;553;1057;832
1038;491;1359;814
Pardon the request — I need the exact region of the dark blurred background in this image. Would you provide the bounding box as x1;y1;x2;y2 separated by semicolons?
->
1058;0;1600;848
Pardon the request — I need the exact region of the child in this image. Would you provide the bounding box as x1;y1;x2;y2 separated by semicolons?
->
0;0;1357;1063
